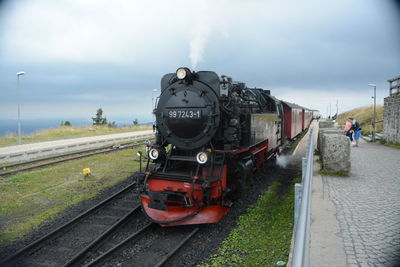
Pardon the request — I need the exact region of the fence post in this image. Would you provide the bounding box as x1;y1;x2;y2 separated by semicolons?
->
294;183;303;228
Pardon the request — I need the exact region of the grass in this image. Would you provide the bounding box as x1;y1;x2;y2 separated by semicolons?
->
337;105;383;136
320;170;348;177
0;125;151;148
0;147;144;245
380;139;400;149
199;181;294;267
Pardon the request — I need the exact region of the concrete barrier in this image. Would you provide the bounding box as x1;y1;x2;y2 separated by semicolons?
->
318;131;350;173
319;120;334;129
317;128;341;154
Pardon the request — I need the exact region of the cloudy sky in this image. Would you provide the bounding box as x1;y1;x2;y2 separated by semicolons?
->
0;0;399;123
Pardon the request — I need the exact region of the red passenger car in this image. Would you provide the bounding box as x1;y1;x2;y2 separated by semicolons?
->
303;108;313;130
282;101;304;139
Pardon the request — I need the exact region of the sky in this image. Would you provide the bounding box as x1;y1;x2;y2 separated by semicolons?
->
0;0;399;124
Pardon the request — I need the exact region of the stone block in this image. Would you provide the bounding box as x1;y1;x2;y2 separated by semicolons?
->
319;120;334;128
320;133;350;173
317;128;342;154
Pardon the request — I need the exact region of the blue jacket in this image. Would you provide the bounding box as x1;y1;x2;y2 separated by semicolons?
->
351;120;361;131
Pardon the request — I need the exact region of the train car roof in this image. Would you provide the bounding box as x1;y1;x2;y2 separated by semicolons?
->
281;100;305;110
268;95;280;102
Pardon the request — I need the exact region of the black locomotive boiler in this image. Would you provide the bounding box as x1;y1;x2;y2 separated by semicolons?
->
138;67;311;226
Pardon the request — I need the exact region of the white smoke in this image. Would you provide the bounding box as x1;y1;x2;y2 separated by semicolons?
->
188;0;230;69
276;155;289;168
189;23;211;69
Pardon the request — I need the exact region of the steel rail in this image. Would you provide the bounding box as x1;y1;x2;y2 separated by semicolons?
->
2;143;129;169
1;133;154;166
0;140;149;177
0;145;134;176
84;222;154;267
292;128;314;267
154;227;200;267
2;135;154;170
63;204;141;267
0;182;136;265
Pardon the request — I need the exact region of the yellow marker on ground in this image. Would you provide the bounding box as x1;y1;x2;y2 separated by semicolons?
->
82;168;92;176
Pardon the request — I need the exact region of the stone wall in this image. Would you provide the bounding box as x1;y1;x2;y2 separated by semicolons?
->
383;94;400;143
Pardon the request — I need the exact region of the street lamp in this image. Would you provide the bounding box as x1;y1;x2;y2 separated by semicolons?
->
16;71;25;145
368;83;377;142
151;89;158;124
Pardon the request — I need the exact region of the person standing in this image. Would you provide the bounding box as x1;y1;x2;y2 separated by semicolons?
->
349;117;362;147
344;118;353;142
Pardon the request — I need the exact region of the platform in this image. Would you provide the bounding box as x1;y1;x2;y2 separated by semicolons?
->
310;129;400;266
0;130;154;164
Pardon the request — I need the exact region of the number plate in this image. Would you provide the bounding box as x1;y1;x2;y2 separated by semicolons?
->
168;109;201;119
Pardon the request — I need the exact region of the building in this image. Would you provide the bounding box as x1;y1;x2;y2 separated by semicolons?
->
383;75;400;144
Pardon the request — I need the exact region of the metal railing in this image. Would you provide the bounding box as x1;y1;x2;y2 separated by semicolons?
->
388;75;400;96
292;127;314;267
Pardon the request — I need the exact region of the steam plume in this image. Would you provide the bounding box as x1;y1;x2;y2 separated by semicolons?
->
189;23;210;69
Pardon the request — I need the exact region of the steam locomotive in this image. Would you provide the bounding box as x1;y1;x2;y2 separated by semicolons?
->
138;68;312;226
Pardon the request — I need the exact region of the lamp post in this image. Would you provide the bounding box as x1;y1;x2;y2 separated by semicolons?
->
368;83;377;142
16;71;25;145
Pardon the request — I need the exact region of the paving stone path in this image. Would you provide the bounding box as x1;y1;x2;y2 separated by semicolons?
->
323;139;400;266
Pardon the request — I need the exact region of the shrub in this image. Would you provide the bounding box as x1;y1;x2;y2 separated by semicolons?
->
92;108;107;125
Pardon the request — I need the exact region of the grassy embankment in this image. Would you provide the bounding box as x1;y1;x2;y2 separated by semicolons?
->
0;125;151;148
379;139;400;149
337;105;400;148
199;181;296;267
337;105;383;136
200;133;308;266
0;146;144;245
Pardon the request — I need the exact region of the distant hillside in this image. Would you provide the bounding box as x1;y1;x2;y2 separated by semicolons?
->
337;105;384;135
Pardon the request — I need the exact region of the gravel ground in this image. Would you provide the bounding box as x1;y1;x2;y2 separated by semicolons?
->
78;210;150;266
100;224;196;266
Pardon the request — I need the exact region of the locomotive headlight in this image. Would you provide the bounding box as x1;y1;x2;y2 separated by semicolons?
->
176;68;188;80
149;148;159;160
196;152;208;164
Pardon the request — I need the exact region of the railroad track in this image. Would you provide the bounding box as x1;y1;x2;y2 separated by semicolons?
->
82;224;199;267
1;181;199;267
0;183;143;266
0;140;149;177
